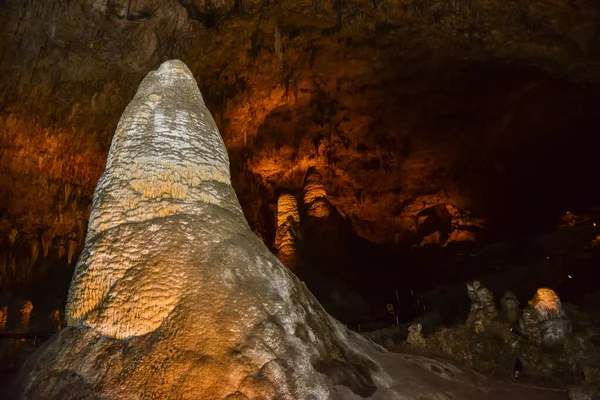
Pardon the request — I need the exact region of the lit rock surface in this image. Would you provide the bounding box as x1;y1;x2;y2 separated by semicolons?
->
529;288;571;348
14;60;566;400
303;167;332;219
274;193;300;270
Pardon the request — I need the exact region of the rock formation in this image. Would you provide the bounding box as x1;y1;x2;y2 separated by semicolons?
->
405;323;426;348
529;288;571;348
519;306;543;345
501;290;521;324
303;167;332;219
274;193;300;270
466;281;497;332
13;60;567;400
19;301;33;333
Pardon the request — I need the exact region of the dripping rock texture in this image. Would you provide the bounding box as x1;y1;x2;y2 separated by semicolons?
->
13;61;566;399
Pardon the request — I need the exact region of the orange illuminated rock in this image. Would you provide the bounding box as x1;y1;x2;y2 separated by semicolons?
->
14;60;567;400
528;288;571;348
303;167;331;219
274;193;300;270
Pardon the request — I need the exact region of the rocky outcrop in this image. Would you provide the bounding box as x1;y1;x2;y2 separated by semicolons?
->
394;200;485;247
12;60;567;400
274;193;300;269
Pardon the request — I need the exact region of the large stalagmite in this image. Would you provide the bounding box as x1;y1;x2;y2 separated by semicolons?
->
13;61;565;400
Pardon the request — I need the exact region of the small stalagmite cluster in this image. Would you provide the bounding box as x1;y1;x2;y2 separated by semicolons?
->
303;167;332;219
274;193;300;270
12;61;565;400
463;283;570;349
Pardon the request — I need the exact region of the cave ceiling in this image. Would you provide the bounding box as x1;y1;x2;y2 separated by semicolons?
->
1;0;600;269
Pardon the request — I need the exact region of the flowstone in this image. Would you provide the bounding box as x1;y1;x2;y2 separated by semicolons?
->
12;61;566;400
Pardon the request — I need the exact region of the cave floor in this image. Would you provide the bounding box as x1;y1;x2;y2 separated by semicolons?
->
386;344;569;399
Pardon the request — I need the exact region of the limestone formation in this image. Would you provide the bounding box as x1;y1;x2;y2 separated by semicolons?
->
501;290;521;324
519;306;543;345
28;239;40;267
274;193;300;270
41;230;52;259
406;323;426;348
19;301;33;333
66;238;78;265
529;288;571;348
13;60;567;400
466;281;497;332
303;167;332;218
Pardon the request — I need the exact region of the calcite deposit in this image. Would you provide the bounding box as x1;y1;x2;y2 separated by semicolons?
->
13;60;567;400
303;167;332;219
466;281;497;332
529;288;572;348
274;193;300;269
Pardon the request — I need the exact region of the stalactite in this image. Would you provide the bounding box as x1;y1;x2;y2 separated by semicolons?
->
67;238;78;264
77;219;87;246
63;183;72;206
42;229;52;258
274;22;283;66
57;237;66;260
8;228;18;247
71;196;79;213
29;238;40;269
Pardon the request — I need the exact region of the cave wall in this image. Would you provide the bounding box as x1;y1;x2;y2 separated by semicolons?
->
1;0;600;290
